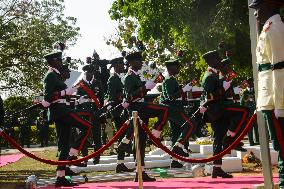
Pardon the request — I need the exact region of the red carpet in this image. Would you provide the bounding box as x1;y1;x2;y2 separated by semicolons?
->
38;175;279;189
0;153;25;167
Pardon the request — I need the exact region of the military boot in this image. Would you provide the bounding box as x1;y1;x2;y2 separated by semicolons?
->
65;167;79;176
67;156;87;167
170;160;183;168
211;167;233;178
172;145;189;157
55;176;78;187
116;163;134;173
134;171;156;182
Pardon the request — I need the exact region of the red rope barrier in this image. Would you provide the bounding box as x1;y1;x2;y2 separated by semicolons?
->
79;82;102;108
142;113;257;163
0;121;129;166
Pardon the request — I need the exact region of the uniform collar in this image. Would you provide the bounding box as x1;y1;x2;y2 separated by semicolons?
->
265;14;281;25
114;72;121;78
129;69;139;75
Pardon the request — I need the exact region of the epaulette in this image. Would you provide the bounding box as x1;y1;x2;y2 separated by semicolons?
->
263;21;272;32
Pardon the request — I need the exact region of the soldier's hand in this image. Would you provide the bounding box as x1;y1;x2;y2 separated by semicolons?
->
61;87;77;96
151;129;161;138
199;106;207;113
122;102;129;109
41;100;50;108
145;80;156;90
182;83;192;92
223;80;232;91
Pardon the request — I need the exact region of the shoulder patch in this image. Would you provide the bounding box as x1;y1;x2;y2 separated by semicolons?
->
263;21;272;32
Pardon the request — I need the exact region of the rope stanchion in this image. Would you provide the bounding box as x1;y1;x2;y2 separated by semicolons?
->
133;111;143;189
0;120;130;166
142;113;257;163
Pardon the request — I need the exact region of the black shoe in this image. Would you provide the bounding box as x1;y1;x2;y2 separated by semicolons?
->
234;143;247;152
118;142;132;154
172;146;189;157
67;156;87;167
55;176;78;187
65;167;79;176
211;167;233;178
93;156;100;165
116;163;134;173
134;171;156;182
239;141;244;146
171;160;183;168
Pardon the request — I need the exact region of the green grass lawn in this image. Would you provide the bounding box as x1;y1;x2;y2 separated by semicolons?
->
0;148;116;185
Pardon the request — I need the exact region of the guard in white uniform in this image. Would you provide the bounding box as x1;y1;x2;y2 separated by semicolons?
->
249;0;284;187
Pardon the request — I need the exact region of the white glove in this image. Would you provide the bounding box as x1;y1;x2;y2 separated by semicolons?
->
122;102;129;109
199;106;207;113
223;80;232;91
60;87;77;96
41;100;50;108
182;84;193;92
145;80;156;90
152;129;161;138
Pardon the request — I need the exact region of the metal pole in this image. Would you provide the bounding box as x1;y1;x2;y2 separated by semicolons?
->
247;1;274;188
133;111;143;189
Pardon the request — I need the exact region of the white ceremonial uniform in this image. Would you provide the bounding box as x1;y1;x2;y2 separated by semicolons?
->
256;14;284;112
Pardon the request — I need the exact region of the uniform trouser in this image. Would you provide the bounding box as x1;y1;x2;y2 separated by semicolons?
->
261;110;284;187
76;111;102;158
167;106;195;145
248;122;259;145
112;109;127;161
124;102;168;166
55;112;93;171
211;117;228;165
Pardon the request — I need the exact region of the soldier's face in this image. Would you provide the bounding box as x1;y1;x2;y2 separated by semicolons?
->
130;60;142;71
254;3;272;24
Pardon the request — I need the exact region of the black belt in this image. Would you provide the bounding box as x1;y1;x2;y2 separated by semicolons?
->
258;61;284;72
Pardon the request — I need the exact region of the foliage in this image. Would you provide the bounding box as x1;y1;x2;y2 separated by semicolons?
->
0;0;80;95
108;0;255;84
0;124;57;147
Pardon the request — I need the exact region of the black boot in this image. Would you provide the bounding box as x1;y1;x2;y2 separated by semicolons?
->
211;167;233;178
118;142;132;154
93;156;100;165
67;156;87;167
134;171;156;182
172;145;189;157
65;167;79;176
170;160;183;168
223;137;247;152
116;163;134;173
55;176;78;187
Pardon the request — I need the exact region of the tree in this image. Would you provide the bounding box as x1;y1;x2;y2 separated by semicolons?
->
0;0;80;95
108;0;254;83
3;96;39;127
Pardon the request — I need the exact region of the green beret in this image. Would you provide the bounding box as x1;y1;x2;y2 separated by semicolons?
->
249;0;263;8
202;50;221;69
110;57;124;66
165;59;180;67
125;52;143;62
44;51;62;63
82;64;95;72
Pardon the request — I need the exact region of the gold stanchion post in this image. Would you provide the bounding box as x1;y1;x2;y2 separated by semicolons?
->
133;111;143;189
